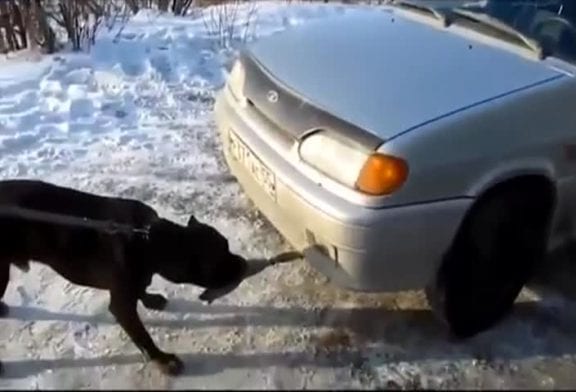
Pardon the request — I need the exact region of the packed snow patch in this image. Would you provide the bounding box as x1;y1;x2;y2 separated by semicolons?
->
1;1;576;389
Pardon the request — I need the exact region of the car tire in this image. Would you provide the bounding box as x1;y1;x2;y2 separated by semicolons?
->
425;186;552;339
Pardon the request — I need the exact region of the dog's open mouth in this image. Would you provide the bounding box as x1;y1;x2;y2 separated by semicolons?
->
198;251;303;304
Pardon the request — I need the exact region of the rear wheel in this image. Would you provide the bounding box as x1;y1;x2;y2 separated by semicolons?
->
426;185;553;338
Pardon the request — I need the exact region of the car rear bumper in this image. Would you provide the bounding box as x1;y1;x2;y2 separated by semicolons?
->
215;89;473;292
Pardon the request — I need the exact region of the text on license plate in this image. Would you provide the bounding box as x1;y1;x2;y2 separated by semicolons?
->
228;130;276;200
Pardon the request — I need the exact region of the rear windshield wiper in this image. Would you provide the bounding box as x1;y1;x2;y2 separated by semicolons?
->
450;8;545;59
390;0;450;27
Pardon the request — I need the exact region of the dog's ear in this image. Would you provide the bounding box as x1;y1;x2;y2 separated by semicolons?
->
187;215;200;227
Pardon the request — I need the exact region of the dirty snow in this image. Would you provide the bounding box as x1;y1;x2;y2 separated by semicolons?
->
1;1;576;389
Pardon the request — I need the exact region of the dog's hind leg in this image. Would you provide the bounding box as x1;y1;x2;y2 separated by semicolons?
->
108;287;183;375
0;261;9;317
0;261;7;375
140;292;168;311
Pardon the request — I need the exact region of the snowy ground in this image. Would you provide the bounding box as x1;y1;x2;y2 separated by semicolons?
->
1;1;576;389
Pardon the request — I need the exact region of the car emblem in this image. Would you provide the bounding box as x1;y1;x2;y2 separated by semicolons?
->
267;90;279;103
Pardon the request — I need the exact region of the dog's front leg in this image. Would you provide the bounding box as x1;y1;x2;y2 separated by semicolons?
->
109;289;183;375
0;261;9;317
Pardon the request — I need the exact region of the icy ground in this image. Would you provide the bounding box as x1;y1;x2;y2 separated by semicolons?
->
1;1;576;389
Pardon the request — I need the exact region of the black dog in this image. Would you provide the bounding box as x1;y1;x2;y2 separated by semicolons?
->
0;180;250;375
0;179;160;227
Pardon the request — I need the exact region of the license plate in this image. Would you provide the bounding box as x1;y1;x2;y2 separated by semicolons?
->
228;130;277;200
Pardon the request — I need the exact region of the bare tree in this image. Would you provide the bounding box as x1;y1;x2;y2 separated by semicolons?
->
123;0;140;14
0;0;265;55
11;1;28;48
158;0;169;12
47;0;105;51
98;0;131;31
203;0;258;48
0;12;11;53
19;0;57;53
0;0;25;52
171;0;194;15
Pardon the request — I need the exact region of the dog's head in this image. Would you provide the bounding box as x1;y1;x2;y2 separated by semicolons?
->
155;215;248;289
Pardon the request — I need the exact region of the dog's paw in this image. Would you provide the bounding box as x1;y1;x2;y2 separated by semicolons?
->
0;302;8;317
198;295;214;305
198;290;212;303
153;353;184;376
198;281;241;304
141;293;168;311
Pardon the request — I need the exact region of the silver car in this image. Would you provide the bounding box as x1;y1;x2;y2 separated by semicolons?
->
215;0;576;337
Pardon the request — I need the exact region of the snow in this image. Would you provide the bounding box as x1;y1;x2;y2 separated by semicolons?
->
1;1;576;389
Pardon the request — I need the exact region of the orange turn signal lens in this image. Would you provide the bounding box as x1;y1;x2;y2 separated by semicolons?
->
355;154;409;196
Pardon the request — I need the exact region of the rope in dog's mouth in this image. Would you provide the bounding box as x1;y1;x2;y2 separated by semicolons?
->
268;251;304;265
199;251;304;304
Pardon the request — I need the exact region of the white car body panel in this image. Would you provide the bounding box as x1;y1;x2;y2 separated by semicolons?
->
215;4;576;291
248;8;565;140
